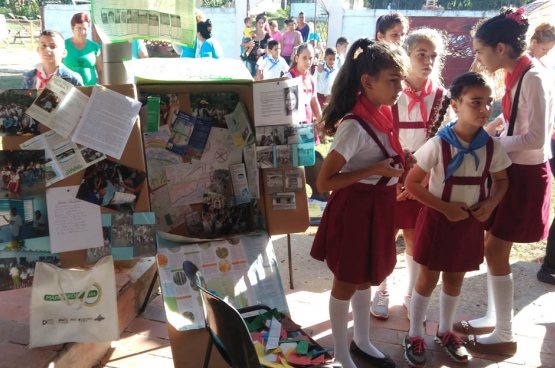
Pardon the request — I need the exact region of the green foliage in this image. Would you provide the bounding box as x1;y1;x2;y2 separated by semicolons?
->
266;6;291;27
0;6;9;14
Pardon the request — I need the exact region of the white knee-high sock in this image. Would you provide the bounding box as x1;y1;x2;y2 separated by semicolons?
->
477;274;515;344
352;289;385;358
408;289;430;338
329;296;357;368
439;290;460;334
376;276;388;293
468;267;496;328
405;254;419;296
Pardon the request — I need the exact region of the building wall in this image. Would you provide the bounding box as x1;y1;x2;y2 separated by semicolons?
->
42;4;92;40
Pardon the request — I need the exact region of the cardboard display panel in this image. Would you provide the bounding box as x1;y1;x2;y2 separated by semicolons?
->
261;167;309;236
138;83;309;238
1;84;150;268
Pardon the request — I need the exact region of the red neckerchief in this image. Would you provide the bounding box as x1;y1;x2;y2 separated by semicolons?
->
35;69;54;89
289;66;310;89
350;94;405;164
502;54;533;121
404;78;433;122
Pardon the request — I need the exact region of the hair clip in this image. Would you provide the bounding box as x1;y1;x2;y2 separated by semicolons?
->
353;47;364;60
505;8;525;26
445;90;452;99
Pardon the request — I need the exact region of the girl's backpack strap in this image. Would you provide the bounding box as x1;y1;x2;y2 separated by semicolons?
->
508;64;533;136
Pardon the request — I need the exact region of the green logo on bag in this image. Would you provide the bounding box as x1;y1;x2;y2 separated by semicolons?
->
44;282;103;307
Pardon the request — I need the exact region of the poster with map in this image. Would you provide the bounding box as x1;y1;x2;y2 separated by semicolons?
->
165;161;214;207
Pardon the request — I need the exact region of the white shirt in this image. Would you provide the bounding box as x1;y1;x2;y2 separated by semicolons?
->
34;64;56;89
9;266;19;277
497;61;555;165
316;65;338;95
9;214;22;237
261;56;289;80
330;118;401;185
396;88;455;152
415;135;512;207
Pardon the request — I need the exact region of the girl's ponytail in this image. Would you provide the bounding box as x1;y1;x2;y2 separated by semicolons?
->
322;38;408;136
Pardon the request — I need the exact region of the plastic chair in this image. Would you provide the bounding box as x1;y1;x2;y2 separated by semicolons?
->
182;261;341;368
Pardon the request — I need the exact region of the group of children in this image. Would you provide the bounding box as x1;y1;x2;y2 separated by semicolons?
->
309;9;555;368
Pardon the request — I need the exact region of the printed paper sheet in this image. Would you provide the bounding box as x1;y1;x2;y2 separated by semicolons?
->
91;0;196;47
156;233;288;331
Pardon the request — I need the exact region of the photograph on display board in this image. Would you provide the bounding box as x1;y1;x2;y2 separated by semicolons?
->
198;194;251;236
0;149;50;291
0;237;58;291
256;126;284;146
87;213;156;262
0;90;41;136
86;227;112;263
190;92;239;129
76;159;145;212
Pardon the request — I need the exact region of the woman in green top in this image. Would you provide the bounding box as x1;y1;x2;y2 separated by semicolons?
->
64;12;103;86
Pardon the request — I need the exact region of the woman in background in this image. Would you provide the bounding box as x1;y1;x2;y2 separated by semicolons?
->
64;12;103;86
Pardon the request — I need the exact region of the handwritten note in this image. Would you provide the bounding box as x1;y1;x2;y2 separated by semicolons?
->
46;186;103;253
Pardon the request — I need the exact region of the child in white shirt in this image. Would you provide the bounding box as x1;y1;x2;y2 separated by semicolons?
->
316;47;338;108
260;40;289;80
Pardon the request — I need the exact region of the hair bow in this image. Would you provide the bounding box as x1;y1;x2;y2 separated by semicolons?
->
505;8;525;26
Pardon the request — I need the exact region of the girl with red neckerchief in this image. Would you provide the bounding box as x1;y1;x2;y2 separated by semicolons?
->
455;7;555;355
310;38;413;368
284;43;323;144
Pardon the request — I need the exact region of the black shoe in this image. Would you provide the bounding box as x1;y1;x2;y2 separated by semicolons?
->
537;267;555;285
349;341;395;368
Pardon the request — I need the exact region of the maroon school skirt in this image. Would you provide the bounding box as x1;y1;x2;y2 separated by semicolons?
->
395;198;423;230
8;182;20;194
488;162;551;243
413;206;485;272
310;183;397;284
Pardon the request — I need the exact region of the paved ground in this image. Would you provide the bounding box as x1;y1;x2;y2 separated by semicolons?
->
0;48;38;89
98;234;555;368
0;234;553;368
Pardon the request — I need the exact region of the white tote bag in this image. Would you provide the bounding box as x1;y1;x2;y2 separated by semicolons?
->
29;256;119;347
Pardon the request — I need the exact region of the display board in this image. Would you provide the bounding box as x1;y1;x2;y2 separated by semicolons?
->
1;84;150;268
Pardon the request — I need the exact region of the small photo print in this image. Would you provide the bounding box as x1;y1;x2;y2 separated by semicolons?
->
256;146;274;169
86;227;111;262
272;192;296;211
76;159;146;212
80;147;105;164
0;149;46;200
284;86;299;116
185;211;204;235
34;89;60;113
138;10;147;24
285;169;303;192
171;15;181;27
284;123;314;144
111;213;133;247
256;126;284;146
0;89;40;136
296;143;316;166
55;148;75;161
276;145;293;168
209;169;230;195
266;170;283;194
133;224;156;257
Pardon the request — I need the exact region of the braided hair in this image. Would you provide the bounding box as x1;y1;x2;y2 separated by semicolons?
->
428;72;493;139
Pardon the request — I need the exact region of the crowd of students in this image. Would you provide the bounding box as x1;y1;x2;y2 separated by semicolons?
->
295;8;555;368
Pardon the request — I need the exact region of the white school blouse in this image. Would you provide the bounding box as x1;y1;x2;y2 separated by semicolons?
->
396;88;454;153
330;117;401;186
497;62;555;165
415;135;511;207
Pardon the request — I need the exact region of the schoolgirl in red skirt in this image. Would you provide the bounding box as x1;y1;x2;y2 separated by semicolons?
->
455;8;555;356
8;167;21;198
402;72;511;367
310;38;412;368
375;27;449;320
